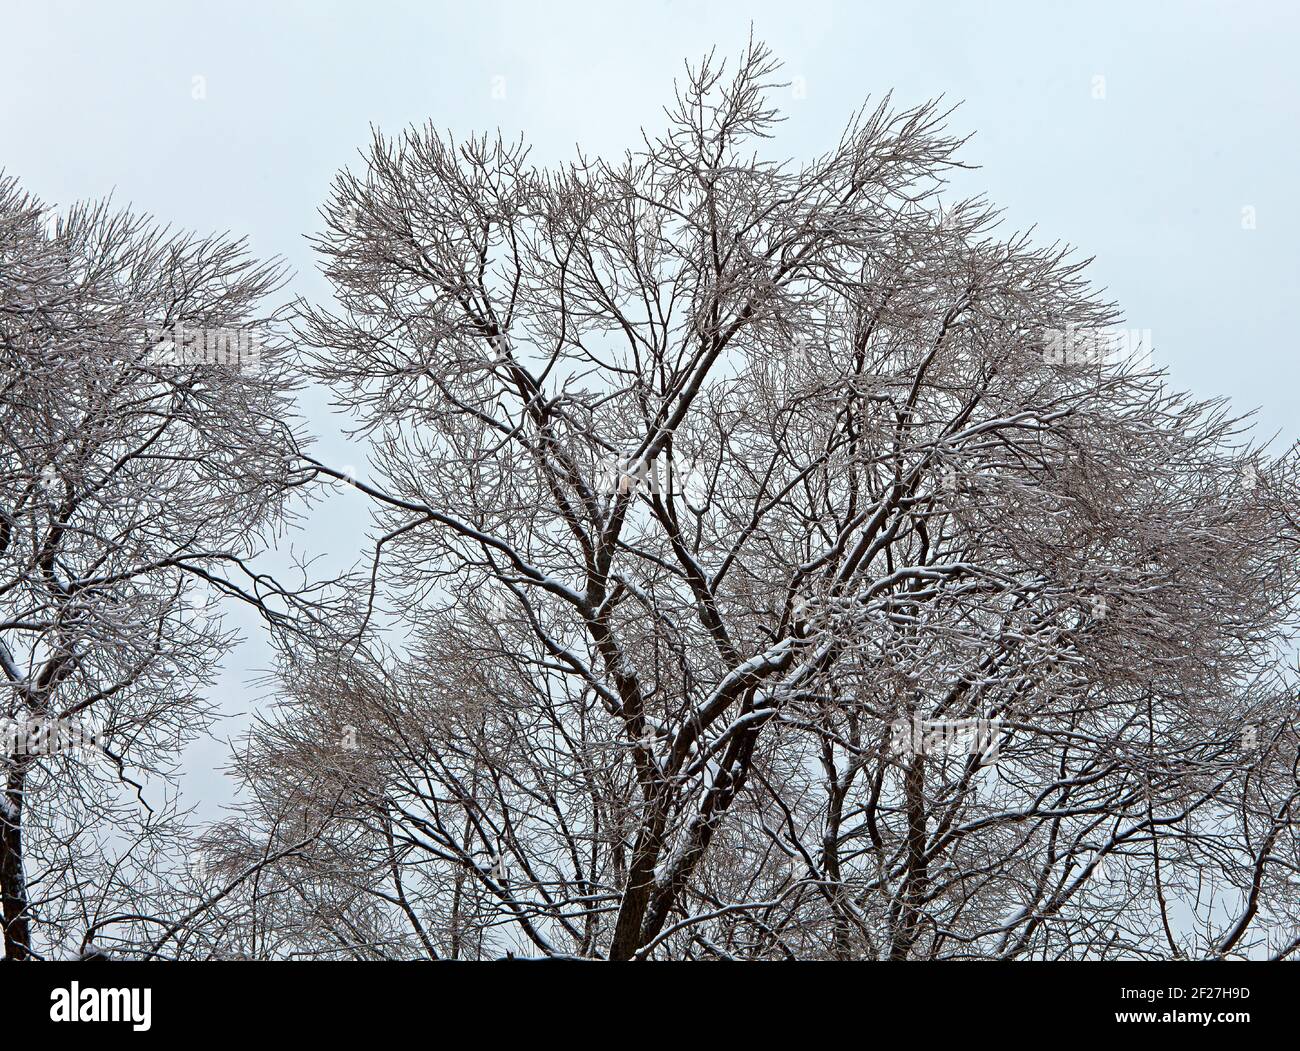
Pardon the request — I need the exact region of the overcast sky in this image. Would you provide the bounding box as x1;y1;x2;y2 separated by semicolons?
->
3;0;1297;813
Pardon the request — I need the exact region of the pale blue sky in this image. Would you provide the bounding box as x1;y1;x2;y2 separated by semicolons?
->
3;0;1297;812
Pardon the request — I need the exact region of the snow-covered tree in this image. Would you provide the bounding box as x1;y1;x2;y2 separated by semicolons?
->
206;42;1299;960
0;176;306;959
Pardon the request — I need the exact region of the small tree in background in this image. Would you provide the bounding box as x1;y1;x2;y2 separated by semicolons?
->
0;176;309;959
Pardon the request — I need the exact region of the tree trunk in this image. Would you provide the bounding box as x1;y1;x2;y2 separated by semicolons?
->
0;763;31;960
889;753;927;960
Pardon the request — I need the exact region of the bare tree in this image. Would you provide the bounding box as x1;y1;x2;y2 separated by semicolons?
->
0;176;309;959
207;41;1298;960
